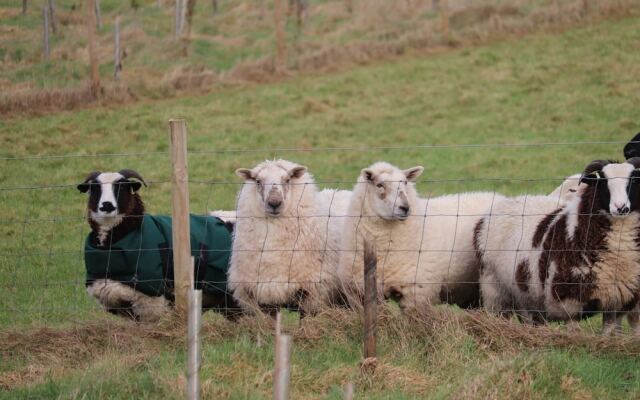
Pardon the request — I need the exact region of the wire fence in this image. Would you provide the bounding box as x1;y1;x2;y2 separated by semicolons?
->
1;125;639;397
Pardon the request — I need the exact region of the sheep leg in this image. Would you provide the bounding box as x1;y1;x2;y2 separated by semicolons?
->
628;305;640;336
479;270;510;316
566;319;581;333
602;311;623;336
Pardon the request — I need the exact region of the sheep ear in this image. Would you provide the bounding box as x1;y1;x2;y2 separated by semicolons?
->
361;168;376;182
403;166;424;182
235;168;254;181
77;183;91;193
288;166;307;179
624;132;640;160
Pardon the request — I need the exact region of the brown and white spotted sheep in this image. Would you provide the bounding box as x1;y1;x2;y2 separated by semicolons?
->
474;159;640;335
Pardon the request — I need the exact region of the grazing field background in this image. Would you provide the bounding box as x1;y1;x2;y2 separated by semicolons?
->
2;4;640;399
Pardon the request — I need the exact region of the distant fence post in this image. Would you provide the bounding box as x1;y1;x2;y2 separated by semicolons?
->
363;237;377;362
95;0;103;29
175;0;183;38
169;119;192;316
274;0;287;72
42;6;50;61
187;285;202;400
582;0;589;15
87;0;101;97
48;0;57;34
212;0;218;14
114;16;122;80
273;312;292;400
345;0;353;14
22;0;27;14
343;382;355;400
440;0;449;43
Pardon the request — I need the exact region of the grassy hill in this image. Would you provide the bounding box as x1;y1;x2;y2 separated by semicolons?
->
1;0;637;113
2;11;640;399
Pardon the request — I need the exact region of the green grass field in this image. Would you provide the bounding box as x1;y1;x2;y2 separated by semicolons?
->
2;12;640;399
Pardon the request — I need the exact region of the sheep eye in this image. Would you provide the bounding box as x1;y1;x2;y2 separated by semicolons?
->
255;179;262;186
376;183;384;189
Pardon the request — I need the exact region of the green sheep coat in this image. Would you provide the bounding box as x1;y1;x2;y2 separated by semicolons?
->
84;215;232;298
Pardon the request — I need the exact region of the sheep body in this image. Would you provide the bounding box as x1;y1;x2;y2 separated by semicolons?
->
338;162;503;311
228;160;349;314
475;161;640;332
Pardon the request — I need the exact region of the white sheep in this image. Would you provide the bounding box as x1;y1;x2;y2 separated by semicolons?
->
475;159;640;335
337;161;504;312
228;159;349;315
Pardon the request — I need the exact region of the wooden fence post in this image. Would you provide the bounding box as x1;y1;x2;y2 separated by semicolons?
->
582;0;589;15
273;312;292;400
43;6;50;61
440;0;449;43
343;382;355;400
212;0;218;14
274;0;287;72
169;119;192;316
22;0;27;14
114;16;122;80
48;0;57;34
363;237;377;362
95;0;103;29
187;285;202;400
175;0;183;38
345;0;353;14
87;0;100;97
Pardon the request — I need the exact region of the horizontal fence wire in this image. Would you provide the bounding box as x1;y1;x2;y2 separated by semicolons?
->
2;140;639;339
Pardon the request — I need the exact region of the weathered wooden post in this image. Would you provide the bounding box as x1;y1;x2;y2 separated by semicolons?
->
48;0;57;34
212;0;218;14
175;0;183;38
345;0;353;14
95;0;103;29
273;311;292;400
43;6;50;61
274;0;287;72
169;119;193;316
187;283;202;400
363;237;377;361
87;0;101;97
440;0;450;43
343;382;355;400
22;0;27;15
114;16;122;80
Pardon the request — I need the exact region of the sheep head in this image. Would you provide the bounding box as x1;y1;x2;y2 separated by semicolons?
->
77;169;146;227
360;162;423;221
580;159;640;217
236;160;308;217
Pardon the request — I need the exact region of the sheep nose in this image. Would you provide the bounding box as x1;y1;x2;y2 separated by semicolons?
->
399;205;410;215
268;199;282;210
617;206;630;215
99;202;116;213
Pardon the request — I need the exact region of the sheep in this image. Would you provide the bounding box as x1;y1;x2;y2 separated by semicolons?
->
228;159;350;316
337;161;505;313
78;169;239;322
474;159;640;335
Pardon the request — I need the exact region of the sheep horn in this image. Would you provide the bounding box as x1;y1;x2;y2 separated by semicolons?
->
77;171;101;193
118;169;147;187
624;132;640;160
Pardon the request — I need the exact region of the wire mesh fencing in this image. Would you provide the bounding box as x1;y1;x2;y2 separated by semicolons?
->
2;127;640;398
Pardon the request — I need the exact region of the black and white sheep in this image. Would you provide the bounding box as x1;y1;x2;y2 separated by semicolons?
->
474;159;640;334
78;169;239;321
